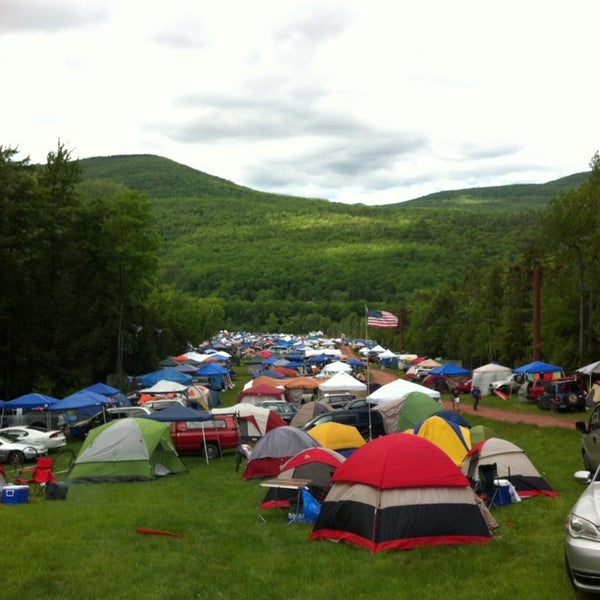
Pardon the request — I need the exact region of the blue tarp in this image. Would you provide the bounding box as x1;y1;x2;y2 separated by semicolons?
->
139;367;193;387
143;404;211;422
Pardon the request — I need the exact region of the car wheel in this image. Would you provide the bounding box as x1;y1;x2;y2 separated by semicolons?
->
7;451;24;465
550;401;558;413
499;385;509;395
203;443;221;460
567;393;579;407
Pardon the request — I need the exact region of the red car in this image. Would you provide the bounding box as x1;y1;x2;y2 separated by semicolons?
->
170;414;239;460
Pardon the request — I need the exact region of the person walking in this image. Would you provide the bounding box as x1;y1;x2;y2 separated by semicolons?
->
471;385;481;411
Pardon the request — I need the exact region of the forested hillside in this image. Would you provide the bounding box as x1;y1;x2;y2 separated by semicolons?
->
80;155;578;306
80;155;586;344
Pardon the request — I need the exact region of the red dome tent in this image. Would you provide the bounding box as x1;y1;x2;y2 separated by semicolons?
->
311;433;495;552
242;426;320;480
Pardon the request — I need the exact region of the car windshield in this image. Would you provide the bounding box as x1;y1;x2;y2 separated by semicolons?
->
0;432;19;443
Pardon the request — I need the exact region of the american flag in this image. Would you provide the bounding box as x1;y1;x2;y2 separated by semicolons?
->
367;308;398;329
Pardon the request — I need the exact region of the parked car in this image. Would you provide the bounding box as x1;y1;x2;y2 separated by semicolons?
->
318;393;358;409
69;406;152;441
489;373;526;395
537;379;586;412
0;432;48;464
0;425;66;450
576;403;600;472
301;408;386;440
344;398;375;410
256;400;298;424
565;468;600;594
170;414;239;459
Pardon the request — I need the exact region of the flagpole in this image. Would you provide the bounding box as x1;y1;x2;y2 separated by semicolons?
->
365;306;372;441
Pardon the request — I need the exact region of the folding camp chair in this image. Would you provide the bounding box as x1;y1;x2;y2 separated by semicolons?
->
477;463;501;508
16;457;56;496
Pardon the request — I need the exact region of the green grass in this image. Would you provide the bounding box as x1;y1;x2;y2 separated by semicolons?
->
1;374;588;599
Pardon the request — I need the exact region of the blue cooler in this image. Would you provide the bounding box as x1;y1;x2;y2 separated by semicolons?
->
489;480;512;506
2;485;30;504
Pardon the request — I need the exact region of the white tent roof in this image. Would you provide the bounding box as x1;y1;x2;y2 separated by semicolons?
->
140;380;188;394
473;362;512;374
318;371;368;393
576;360;600;375
321;360;353;374
366;378;440;402
379;349;397;359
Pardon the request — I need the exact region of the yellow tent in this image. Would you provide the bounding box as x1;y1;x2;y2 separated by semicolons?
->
413;415;471;466
308;422;366;451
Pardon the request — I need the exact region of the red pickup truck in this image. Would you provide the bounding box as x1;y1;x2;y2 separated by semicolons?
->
170;414;239;459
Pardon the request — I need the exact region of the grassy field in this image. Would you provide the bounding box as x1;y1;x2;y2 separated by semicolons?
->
2;373;589;600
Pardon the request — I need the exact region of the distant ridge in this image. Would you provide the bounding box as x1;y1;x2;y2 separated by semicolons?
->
80;153;590;211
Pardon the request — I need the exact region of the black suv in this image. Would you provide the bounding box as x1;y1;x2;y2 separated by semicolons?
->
537;379;586;412
301;408;385;440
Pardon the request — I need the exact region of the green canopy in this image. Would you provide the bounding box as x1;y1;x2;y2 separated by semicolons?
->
67;418;187;482
396;392;441;432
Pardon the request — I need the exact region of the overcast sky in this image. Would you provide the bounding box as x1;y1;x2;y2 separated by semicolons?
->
2;1;599;205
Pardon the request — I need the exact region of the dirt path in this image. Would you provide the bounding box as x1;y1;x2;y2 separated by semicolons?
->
343;345;577;430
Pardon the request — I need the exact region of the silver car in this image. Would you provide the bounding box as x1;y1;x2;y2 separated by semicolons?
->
565;469;600;593
0;433;48;463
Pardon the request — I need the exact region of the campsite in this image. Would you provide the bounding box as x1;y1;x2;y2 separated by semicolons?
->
1;363;591;600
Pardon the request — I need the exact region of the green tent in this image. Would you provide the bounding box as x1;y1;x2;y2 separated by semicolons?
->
469;424;496;446
67;418;187;482
396;392;441;432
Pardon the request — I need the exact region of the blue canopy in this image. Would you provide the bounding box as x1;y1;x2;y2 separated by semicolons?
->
50;391;112;412
514;361;563;374
6;393;59;409
429;364;471;376
143;404;211;422
83;382;122;396
139;367;193;387
195;363;229;376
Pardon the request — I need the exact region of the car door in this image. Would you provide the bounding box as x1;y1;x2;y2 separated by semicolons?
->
583;405;600;470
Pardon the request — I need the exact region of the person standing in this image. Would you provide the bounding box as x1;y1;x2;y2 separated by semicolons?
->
471;385;481;411
451;387;461;412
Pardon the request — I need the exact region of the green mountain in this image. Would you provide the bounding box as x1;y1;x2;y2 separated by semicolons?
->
79;154;589;322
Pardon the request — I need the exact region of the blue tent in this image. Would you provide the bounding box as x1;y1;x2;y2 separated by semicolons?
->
50;391;112;412
514;361;563;374
195;363;230;391
139;367;192;388
82;383;130;406
429;364;471;376
6;393;59;409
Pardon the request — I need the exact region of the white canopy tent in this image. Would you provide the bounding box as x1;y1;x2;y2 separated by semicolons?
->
472;363;513;397
366;378;441;403
318;371;368;395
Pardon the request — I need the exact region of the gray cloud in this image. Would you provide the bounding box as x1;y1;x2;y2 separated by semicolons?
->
0;0;108;34
151;17;210;50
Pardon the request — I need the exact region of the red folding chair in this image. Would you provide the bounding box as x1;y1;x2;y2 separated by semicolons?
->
16;457;56;495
